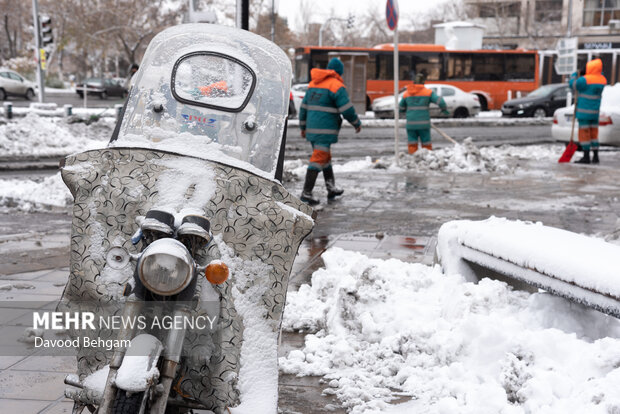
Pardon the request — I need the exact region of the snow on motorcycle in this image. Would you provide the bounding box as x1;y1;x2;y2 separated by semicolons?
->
58;24;314;414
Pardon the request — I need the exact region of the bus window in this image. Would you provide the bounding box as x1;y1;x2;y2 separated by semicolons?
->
504;54;535;81
295;53;310;83
399;55;414;81
472;53;504;81
377;54;393;80
367;54;377;80
311;51;330;70
446;54;473;80
414;53;441;81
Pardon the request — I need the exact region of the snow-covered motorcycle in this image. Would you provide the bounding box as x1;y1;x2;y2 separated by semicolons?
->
59;24;314;414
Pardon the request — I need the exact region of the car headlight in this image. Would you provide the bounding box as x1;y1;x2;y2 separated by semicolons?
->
138;238;194;296
518;102;532;109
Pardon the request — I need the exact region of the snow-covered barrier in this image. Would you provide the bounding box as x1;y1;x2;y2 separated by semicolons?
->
437;217;620;318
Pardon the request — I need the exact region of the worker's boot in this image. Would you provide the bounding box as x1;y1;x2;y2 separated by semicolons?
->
408;143;418;154
323;166;344;200
300;169;320;205
422;143;433;151
592;149;599;164
575;150;591;164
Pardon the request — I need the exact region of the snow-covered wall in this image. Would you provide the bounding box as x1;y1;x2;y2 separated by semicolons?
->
437;218;620;315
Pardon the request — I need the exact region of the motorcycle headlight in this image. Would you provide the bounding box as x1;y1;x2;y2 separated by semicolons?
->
138;238;194;296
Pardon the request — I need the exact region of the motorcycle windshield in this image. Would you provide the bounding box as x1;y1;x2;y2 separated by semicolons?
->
111;24;292;179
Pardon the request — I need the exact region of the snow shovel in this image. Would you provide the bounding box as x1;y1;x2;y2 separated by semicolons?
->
558;93;578;163
431;124;459;145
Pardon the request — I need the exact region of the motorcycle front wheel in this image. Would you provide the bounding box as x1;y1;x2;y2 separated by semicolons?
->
112;390;145;414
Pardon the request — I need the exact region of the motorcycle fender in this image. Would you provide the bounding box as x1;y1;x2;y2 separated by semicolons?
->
115;334;163;393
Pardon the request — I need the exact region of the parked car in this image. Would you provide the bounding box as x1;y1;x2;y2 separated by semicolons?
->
291;83;308;114
502;83;570;118
552;84;620;146
0;69;36;100
371;84;480;119
76;77;127;99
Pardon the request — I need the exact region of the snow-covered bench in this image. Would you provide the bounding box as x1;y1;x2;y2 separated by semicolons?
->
436;217;620;318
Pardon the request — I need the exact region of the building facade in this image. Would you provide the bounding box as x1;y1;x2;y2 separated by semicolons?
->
465;0;620;83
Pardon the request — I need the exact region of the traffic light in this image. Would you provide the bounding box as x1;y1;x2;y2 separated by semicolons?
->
39;15;53;47
347;14;355;29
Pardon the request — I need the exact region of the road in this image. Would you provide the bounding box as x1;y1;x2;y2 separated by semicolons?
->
5;91;125;109
0;122;554;176
285;124;553;160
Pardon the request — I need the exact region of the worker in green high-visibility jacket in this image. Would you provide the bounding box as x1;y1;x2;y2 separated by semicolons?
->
399;73;449;154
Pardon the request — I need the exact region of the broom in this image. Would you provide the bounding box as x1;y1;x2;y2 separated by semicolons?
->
558;92;578;163
431;124;459;145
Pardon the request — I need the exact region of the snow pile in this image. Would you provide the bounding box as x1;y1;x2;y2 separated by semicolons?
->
280;247;620;413
374;141;564;173
0;172;72;212
0;112;113;157
397;138;505;173
437;217;620;295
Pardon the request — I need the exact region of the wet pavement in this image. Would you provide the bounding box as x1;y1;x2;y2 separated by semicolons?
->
1;147;620;412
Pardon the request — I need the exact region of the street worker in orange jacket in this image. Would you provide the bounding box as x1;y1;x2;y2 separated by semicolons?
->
298;57;362;205
399;73;448;153
569;58;607;164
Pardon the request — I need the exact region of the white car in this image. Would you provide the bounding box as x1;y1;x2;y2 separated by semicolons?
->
552;84;620;146
372;84;481;119
0;69;36;100
291;83;307;115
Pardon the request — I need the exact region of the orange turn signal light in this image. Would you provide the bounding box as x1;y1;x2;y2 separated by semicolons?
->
205;261;229;285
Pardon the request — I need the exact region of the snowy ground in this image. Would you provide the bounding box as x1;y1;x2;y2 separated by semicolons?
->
2;113;620;413
280;248;620;413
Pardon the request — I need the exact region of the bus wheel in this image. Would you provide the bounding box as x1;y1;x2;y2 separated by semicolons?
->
476;94;488;111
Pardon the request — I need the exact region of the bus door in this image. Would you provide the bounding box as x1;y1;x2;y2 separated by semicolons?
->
328;52;369;113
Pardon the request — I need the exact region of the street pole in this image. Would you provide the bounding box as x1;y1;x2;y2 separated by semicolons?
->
393;27;399;165
271;0;275;42
32;0;45;103
567;0;573;37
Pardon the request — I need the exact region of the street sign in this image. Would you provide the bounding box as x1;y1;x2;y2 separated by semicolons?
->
386;0;398;31
555;37;577;75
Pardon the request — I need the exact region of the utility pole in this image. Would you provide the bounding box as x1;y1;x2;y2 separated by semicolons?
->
237;0;249;30
271;0;276;42
31;0;45;103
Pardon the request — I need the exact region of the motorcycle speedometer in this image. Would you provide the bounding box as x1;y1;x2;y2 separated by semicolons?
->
137;238;194;296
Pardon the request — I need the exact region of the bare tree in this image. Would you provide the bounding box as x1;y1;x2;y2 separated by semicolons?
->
0;0;31;62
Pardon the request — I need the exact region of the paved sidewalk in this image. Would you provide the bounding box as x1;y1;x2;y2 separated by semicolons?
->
1;152;619;413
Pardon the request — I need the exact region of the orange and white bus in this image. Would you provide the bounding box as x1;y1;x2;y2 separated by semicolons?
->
293;44;539;111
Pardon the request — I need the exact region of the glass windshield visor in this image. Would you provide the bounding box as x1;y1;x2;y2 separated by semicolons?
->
172;53;255;112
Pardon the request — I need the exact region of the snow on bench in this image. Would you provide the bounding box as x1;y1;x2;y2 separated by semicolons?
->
436;217;620;318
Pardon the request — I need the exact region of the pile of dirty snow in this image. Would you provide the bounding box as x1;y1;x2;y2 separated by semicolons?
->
375;139;564;173
280;247;620;413
0;112;112;157
0;173;72;212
